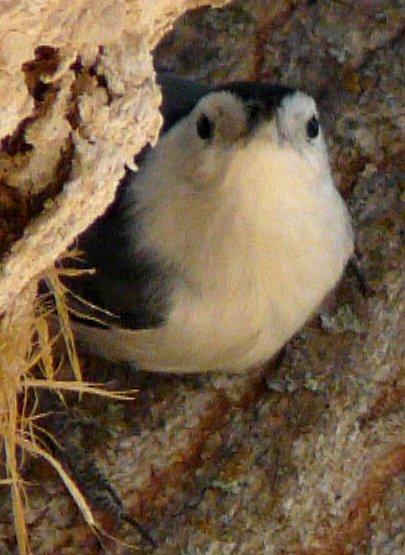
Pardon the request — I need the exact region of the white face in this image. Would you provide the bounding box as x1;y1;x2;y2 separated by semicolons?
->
157;89;331;191
276;92;320;147
248;91;331;181
166;91;250;188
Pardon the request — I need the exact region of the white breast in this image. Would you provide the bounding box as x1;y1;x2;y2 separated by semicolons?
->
160;139;354;372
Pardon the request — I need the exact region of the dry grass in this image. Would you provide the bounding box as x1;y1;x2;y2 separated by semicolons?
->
0;263;134;554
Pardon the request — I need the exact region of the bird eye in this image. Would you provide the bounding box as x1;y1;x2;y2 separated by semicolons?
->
306;115;319;139
196;113;214;140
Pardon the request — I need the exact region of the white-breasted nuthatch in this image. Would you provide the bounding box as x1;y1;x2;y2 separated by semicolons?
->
68;74;354;373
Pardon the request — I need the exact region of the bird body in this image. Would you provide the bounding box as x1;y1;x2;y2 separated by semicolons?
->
70;76;353;373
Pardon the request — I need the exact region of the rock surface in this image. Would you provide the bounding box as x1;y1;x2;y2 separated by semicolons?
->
0;0;404;553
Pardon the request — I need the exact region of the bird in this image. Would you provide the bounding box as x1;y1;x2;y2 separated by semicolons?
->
65;73;354;374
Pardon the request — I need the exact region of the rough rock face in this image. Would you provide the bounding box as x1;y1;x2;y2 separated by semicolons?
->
0;0;404;553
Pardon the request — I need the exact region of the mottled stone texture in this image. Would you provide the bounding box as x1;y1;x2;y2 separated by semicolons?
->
0;0;404;553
